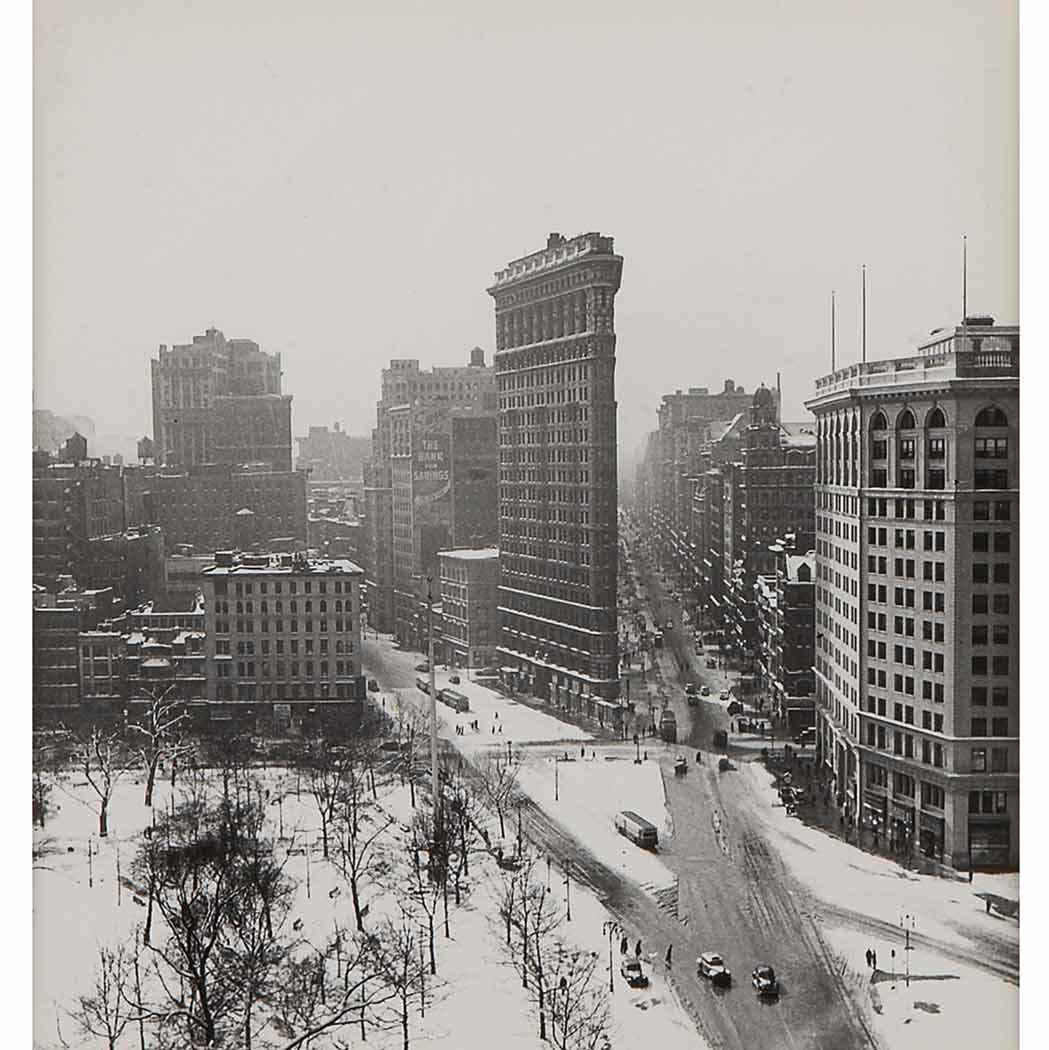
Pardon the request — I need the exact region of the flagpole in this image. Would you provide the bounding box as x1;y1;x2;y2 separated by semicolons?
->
831;290;836;371
861;266;867;364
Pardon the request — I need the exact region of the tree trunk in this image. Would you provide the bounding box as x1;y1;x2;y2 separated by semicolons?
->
350;873;364;930
144;752;159;808
321;819;329;859
99;798;109;838
428;915;436;975
442;876;450;938
498;809;506;839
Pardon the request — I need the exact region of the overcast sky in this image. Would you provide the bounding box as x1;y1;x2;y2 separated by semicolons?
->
33;0;1017;469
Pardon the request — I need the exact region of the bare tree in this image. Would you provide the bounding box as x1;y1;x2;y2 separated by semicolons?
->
331;748;395;930
546;943;612;1050
392;696;431;810
372;904;429;1050
505;854;562;1041
297;740;358;859
66;723;133;837
134;794;287;1047
440;760;483;907
403;811;445;976
125;684;190;807
476;749;521;841
32;733;64;830
272;928;393;1050
72;940;140;1050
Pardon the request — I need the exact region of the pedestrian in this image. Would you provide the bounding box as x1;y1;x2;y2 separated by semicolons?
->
620;936;628;955
985;898;992;915
499;725;503;734
581;745;585;758
871;950;877;971
865;949;872;968
492;726;496;735
665;944;673;968
635;939;642;958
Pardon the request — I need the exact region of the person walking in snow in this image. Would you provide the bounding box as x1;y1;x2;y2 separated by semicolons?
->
665;944;673;968
635;939;642;958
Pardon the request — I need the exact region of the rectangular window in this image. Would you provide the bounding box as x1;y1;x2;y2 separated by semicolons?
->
927;438;945;460
992;624;1009;645
972;686;987;705
994;501;1011;521
993;532;1011;553
991;748;1009;773
973;501;990;521
993;564;1010;584
973;532;989;552
972;594;988;614
972;656;987;675
993;594;1010;615
992;717;1009;737
971;748;987;773
992;655;1009;676
992;686;1009;707
973;564;989;583
899;438;915;460
972;625;988;645
975;436;1008;458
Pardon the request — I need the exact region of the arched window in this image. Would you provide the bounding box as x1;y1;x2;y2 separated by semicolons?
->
928;407;946;429
870;411;887;431
897;409;916;430
975;406;1008;427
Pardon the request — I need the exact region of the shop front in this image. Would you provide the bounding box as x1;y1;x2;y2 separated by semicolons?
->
918;810;945;862
889;800;916;854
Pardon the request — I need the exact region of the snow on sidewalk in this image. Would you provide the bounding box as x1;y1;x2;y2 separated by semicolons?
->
737;762;1019;957
820;925;1017;1050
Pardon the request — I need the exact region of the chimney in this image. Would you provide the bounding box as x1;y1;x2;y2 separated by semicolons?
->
724;380;735;393
547;232;566;249
470;347;486;367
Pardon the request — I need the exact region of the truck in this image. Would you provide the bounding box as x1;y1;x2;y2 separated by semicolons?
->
614;810;659;849
415;677;430;695
660;709;678;744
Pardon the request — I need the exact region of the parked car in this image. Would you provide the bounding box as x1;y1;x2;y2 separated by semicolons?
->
719;690;730;701
706;658;717;669
727;700;743;716
620;957;650;988
367;678;380;692
414;663;429;673
718;755;732;772
752;965;779;997
700;685;711;697
698;952;732;987
685;683;698;697
449;674;461;684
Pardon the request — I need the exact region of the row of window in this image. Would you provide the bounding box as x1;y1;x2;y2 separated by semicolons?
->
214;682;357;701
215;578;353;597
219;660;354;678
213;618;355;635
214;599;354;615
216;638;355;656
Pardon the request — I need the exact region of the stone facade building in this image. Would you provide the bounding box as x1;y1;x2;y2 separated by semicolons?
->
438;548;500;668
361;351;496;634
488;232;622;700
150;328;284;468
806;318;1019;869
200;550;365;705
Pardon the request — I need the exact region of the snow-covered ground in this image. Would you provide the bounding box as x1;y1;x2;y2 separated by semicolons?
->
515;750;677;895
821;925;1018;1050
738;762;1019;956
34;764;703;1050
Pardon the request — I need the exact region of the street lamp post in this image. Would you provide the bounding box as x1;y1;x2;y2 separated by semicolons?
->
563;865;572;922
900;913;915;986
602;920;621;992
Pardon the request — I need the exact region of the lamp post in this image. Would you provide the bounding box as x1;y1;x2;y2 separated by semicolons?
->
602;920;621;992
563;865;572;922
900;913;915;986
427;575;439;813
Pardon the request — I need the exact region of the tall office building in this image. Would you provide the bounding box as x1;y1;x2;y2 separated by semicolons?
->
806;318;1019;869
362;351;497;633
150;328;287;468
488;232;623;700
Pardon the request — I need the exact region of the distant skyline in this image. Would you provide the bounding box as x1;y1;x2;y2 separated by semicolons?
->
34;0;1017;476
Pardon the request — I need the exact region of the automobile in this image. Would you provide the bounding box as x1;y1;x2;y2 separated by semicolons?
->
719;690;730;701
414;663;430;673
700;685;711;697
697;951;732;987
449;674;461;684
367;678;380;692
706;658;717;669
718;755;732;772
685;683;698;696
727;700;743;716
620;957;650;988
752;965;780;997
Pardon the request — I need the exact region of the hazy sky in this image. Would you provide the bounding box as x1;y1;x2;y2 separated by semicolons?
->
33;0;1017;469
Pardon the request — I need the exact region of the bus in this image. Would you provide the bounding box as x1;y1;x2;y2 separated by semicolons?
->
614;811;659;849
439;689;470;713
